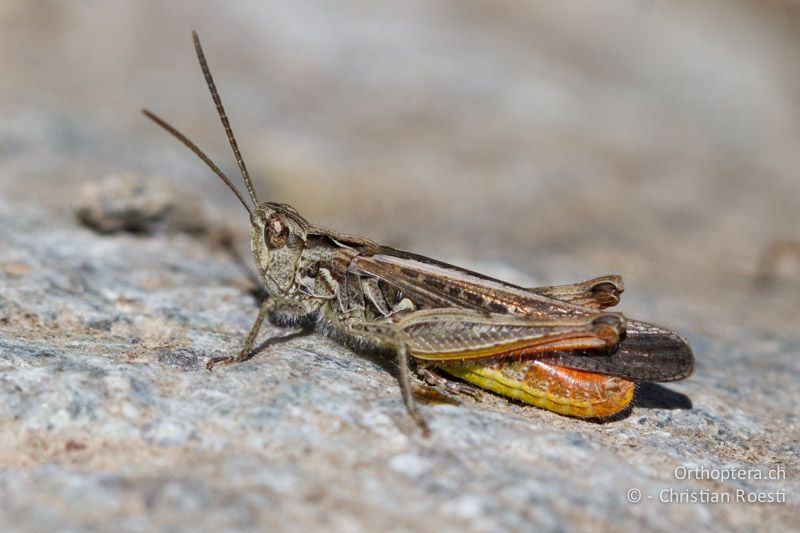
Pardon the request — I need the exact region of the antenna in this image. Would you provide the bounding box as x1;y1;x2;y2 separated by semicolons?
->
192;30;260;206
142;109;253;215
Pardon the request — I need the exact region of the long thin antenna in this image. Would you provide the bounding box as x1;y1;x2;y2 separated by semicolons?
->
142;109;253;215
192;30;260;207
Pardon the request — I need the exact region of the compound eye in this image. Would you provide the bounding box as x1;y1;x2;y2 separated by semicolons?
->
265;212;289;249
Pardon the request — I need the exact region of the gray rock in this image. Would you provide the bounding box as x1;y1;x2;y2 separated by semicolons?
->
76;173;208;236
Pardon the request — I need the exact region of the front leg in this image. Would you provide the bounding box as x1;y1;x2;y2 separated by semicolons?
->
206;296;312;370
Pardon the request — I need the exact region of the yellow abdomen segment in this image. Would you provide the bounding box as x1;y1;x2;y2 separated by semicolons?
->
439;359;635;418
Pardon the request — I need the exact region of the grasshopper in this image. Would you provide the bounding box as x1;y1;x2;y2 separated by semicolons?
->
144;32;694;433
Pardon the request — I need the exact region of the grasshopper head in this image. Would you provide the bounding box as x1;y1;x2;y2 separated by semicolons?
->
250;202;310;296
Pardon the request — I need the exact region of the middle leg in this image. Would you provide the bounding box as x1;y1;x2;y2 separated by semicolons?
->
317;315;429;434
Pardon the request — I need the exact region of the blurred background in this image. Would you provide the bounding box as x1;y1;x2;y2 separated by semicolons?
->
1;1;798;530
3;1;800;323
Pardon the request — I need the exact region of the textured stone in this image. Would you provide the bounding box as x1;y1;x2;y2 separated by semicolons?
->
76;173;208;236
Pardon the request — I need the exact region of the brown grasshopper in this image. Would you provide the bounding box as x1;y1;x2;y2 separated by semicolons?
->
143;32;694;433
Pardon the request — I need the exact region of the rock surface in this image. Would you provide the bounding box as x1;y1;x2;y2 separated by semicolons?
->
1;2;798;531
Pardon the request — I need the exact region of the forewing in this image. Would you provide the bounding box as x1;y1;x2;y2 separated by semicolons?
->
352;249;594;318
